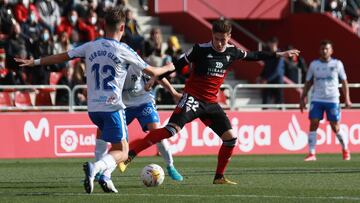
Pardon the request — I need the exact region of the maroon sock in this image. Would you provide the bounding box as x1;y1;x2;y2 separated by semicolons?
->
132;128;171;155
215;144;235;178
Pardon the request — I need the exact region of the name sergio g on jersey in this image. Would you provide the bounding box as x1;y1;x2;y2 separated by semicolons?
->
68;38;148;112
180;42;247;102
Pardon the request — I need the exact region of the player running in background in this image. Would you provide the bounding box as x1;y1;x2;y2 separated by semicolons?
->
95;63;184;181
15;7;175;194
119;19;300;184
300;40;351;161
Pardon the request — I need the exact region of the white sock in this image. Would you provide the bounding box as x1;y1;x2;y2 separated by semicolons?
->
103;165;117;178
336;130;348;150
94;154;117;174
95;139;108;161
157;140;173;167
308;131;317;154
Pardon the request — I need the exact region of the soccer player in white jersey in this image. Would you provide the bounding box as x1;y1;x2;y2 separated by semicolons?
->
300;40;352;161
15;7;175;194
95;63;184;181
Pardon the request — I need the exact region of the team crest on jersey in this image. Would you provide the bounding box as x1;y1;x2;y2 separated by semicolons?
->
330;67;335;71
226;55;230;62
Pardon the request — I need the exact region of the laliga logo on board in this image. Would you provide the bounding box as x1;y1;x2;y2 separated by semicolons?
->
60;130;79;152
279;115;307;151
55;125;97;156
23;118;50;142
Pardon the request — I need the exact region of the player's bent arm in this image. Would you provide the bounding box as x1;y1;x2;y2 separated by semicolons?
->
341;80;352;107
15;52;70;67
143;63;175;77
158;78;182;101
158;57;188;80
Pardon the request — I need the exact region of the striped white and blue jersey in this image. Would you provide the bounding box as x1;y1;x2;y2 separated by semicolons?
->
68;38;148;112
306;58;347;103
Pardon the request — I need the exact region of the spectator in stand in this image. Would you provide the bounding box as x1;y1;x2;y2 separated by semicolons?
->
0;0;15;42
4;22;27;60
295;0;321;13
284;45;307;84
143;27;163;58
54;32;73;54
165;35;183;63
36;0;61;34
56;9;78;41
56;9;95;44
3;23;27;85
56;60;86;106
13;0;39;24
83;9;103;41
22;10;44;55
28;28;61;84
123;8;143;52
259;37;285;105
325;0;346;19
0;48;25;85
72;60;87;105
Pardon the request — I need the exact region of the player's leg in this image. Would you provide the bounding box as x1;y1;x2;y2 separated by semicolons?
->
123;93;199;165
138;103;183;181
201;104;237;185
326;103;350;160
304;102;323;161
84;110;128;193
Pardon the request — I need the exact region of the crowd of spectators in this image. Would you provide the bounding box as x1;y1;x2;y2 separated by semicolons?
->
295;0;360;36
0;0;186;106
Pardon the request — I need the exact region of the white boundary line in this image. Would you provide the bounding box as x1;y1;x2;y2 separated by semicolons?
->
2;192;360;201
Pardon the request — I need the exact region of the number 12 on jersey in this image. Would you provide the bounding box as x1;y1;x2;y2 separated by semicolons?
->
91;63;116;90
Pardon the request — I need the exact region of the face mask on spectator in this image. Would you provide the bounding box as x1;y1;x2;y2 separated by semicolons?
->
70;15;77;25
22;0;29;8
330;1;338;9
42;32;49;41
29;13;36;23
90;17;97;25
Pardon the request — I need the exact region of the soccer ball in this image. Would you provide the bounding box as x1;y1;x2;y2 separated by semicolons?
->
140;164;165;187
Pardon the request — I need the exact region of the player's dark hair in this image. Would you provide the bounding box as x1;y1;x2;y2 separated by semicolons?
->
104;7;126;33
212;19;232;34
320;39;333;47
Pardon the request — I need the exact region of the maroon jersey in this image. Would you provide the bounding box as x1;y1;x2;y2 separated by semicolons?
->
179;42;246;102
172;41;276;103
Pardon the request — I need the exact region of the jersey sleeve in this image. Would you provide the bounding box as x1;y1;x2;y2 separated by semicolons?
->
173;44;199;70
125;47;149;71
305;61;315;81
235;48;247;59
337;60;347;81
67;42;90;59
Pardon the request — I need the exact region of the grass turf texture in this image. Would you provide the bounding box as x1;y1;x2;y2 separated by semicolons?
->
0;154;359;202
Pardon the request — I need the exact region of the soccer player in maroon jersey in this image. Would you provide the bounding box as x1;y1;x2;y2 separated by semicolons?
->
119;19;300;184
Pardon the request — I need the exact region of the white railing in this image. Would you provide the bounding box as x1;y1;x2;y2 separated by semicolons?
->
0;85;71;111
232;83;360;111
1;83;360;111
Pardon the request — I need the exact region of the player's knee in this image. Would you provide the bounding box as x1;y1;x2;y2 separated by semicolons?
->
222;137;237;147
164;123;180;137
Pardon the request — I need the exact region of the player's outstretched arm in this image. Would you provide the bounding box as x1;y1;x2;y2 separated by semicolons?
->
244;49;300;61
143;63;175;77
158;78;182;103
341;80;352;108
15;52;70;67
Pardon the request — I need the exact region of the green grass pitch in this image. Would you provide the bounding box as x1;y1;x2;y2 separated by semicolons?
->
0;154;359;202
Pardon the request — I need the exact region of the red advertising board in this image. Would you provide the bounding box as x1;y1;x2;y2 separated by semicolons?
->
0;111;359;158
